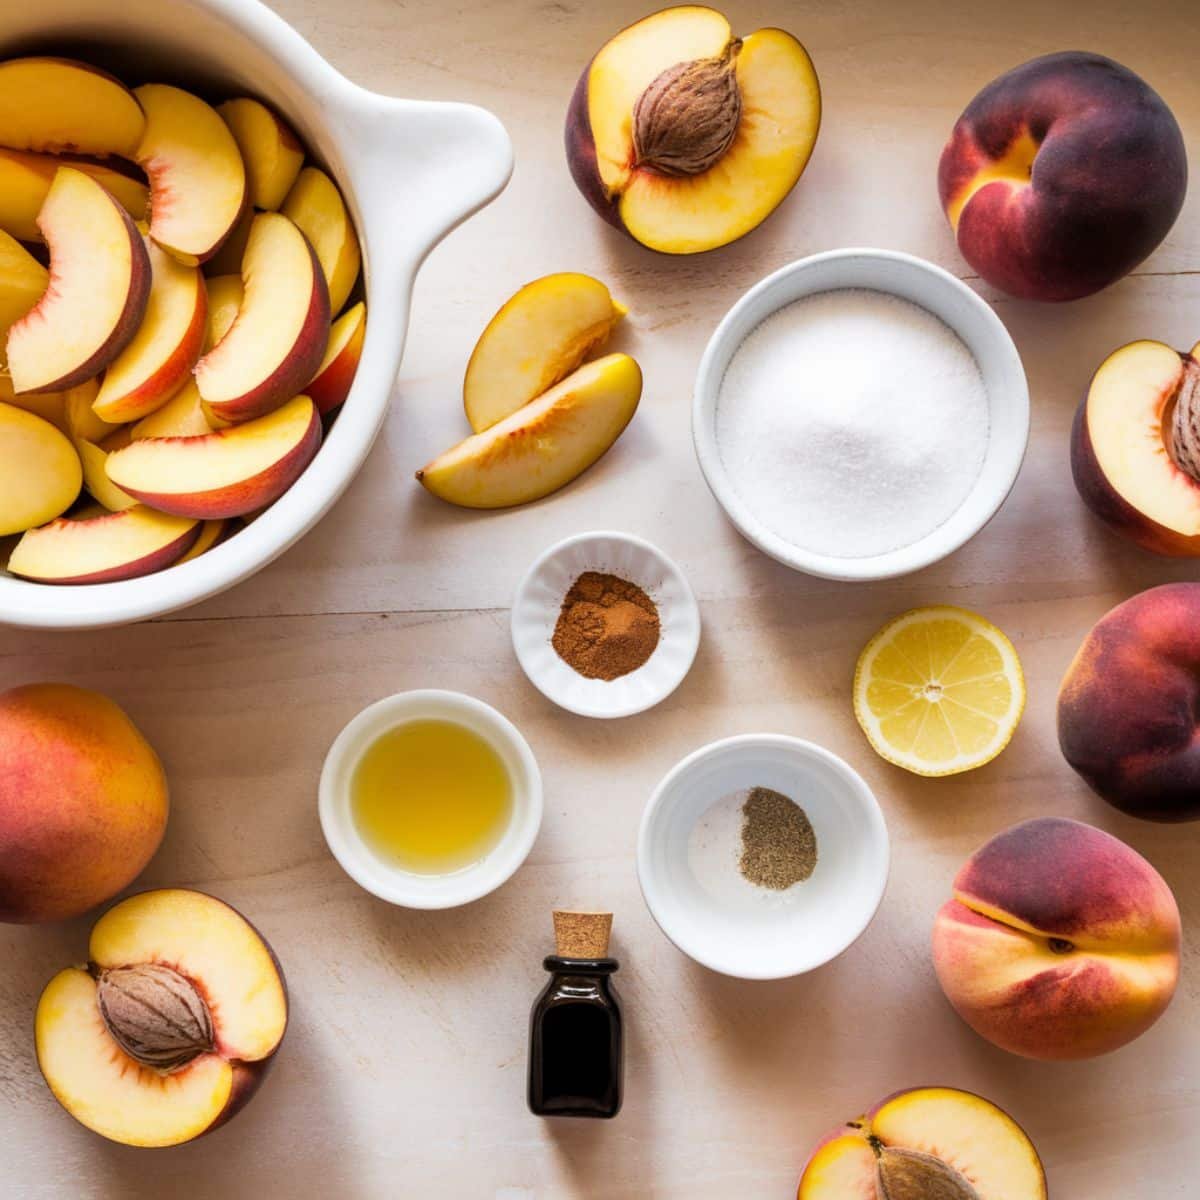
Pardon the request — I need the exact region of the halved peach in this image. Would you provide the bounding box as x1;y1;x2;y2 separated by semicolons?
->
797;1087;1046;1199
202;273;244;351
6;167;151;393
0;58;145;157
0;402;82;535
281;166;360;314
8;505;198;583
76;439;136;512
218;98;304;211
92;238;207;423
178;518;231;563
0;148;147;242
131;381;219;439
134;84;247;266
1072;339;1200;555
195;213;329;422
309;300;365;416
566;7;821;254
106;394;321;518
0;229;47;353
417;352;641;508
464;274;624;432
35;888;287;1147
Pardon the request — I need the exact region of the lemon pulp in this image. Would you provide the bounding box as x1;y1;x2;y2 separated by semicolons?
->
350;719;512;874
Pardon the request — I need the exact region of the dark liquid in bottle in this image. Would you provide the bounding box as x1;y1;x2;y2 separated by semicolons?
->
528;956;622;1119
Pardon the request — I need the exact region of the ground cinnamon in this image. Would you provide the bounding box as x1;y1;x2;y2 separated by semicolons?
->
552;571;660;681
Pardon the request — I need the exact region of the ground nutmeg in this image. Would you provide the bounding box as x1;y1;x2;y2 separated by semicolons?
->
552;571;661;681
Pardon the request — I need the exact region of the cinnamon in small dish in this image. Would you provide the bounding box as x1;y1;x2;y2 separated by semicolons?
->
551;571;660;681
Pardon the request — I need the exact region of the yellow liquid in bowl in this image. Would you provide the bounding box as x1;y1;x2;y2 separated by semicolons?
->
350;719;513;875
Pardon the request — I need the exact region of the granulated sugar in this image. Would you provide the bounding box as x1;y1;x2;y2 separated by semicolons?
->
716;289;989;558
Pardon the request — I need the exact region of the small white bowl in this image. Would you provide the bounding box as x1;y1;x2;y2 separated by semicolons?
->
638;734;889;980
693;247;1029;581
319;690;542;909
511;531;701;720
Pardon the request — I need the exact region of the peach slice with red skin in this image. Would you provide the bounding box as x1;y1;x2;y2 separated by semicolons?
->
178;518;231;563
93;236;208;423
133;84;247;266
281;166;360;314
309;300;365;416
0;148;147;242
0;58;145;157
566;6;821;254
1072;338;1200;555
7;505;200;584
106;394;322;519
933;817;1180;1058
464;274;624;432
36;888;287;1147
798;1087;1047;1200
0;402;82;535
218;98;304;211
195;212;330;423
6;167;151;393
0;683;168;923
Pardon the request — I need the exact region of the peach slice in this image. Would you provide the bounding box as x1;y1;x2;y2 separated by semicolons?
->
76;439;136;512
61;379;116;443
36;888;287;1147
0;402;82;535
0;377;68;433
1072;339;1200;555
566;8;821;254
0;148;147;242
203;208;253;277
6;167;151;393
417;352;641;508
178;518;230;563
195;213;329;422
798;1087;1047;1200
203;273;244;350
464;274;625;432
92;238;207;423
281;166;360;314
218;98;304;211
132;381;218;439
133;84;247;266
8;505;199;583
0;228;47;353
309;300;365;416
106;394;321;518
0;58;145;157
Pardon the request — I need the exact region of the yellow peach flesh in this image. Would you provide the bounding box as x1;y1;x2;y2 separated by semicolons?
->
281;166;360;313
203;274;244;351
798;1133;877;1197
218;98;304;211
0;403;82;535
0;229;48;352
132;381;220;439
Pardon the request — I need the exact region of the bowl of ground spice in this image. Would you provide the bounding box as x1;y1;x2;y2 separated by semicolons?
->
638;734;889;979
511;531;701;719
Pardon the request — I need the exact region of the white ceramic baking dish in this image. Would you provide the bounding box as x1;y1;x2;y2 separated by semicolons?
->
0;0;512;628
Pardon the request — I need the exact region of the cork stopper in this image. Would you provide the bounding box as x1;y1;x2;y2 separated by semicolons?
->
553;910;612;958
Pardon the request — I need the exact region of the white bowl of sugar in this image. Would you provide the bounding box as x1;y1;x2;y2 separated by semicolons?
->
693;248;1029;580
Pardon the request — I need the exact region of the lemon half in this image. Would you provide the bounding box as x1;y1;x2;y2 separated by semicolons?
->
853;606;1025;777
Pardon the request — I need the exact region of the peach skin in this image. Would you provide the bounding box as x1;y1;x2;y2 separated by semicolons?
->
933;817;1180;1059
1059;583;1200;820
0;683;168;923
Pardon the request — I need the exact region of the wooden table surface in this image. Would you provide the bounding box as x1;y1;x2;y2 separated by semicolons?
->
3;1;1198;1195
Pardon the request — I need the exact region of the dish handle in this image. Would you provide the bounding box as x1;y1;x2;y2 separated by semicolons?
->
338;88;513;296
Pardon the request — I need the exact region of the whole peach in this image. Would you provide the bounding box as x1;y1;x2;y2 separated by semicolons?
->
939;52;1186;301
0;683;168;922
932;817;1180;1059
1059;583;1200;820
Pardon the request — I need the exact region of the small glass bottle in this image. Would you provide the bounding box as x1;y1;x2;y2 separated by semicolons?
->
527;911;623;1119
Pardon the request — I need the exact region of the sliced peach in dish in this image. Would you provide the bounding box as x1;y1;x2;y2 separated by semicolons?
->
7;505;198;583
194;213;329;423
218;98;304;211
0;58;145;157
76;439;136;512
6;167;151;393
132;381;219;439
309;300;365;416
202;273;243;351
798;1086;1047;1200
0;228;47;351
566;7;821;254
133;84;247;266
35;888;287;1148
106;394;321;519
0;403;82;535
0;377;68;433
92;237;207;423
464;274;624;432
1072;339;1200;555
203;208;253;277
417;353;641;508
281;166;360;314
178;518;231;563
0;148;147;242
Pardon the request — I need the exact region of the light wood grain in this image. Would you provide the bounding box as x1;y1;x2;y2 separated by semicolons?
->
2;1;1199;1196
